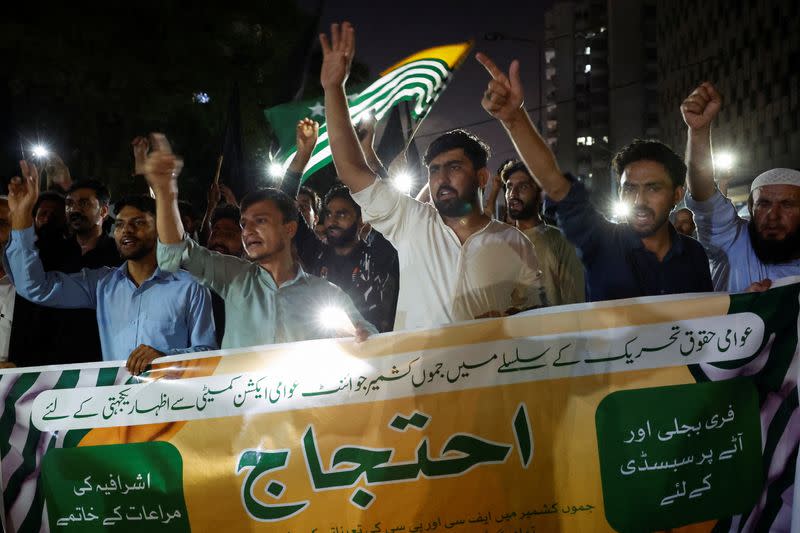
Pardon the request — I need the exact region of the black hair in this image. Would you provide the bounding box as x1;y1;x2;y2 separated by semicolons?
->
297;186;322;215
611;139;687;188
240;188;299;224
178;200;198;221
114;195;156;217
210;204;241;227
33;191;66;216
67;179;111;206
323;185;361;218
499;160;534;184
423;129;491;170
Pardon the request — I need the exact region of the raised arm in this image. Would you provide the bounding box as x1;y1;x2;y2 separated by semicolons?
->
282;118;319;197
681;82;722;202
320;22;376;193
5;161;99;308
144;133;185;244
476;53;570;201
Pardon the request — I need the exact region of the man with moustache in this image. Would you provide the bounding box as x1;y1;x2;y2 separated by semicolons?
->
681;82;800;292
4;160;216;374
146;134;376;348
476;52;712;301
320;22;544;330
501;160;585;305
65;180;122;268
300;185;399;333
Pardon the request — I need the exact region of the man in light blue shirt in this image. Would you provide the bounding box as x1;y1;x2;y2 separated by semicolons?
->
681;82;800;292
5;162;215;373
144;134;376;349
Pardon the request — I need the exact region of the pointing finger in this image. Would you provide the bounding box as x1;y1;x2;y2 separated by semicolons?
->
476;52;504;81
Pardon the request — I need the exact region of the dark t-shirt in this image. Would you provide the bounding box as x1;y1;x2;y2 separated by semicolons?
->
545;182;713;302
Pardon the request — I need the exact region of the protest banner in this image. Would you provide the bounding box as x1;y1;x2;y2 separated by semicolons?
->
1;280;797;532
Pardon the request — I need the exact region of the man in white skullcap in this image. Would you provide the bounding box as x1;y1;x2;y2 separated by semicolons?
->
681;82;800;292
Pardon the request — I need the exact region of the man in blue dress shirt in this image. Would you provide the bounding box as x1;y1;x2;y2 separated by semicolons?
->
4;161;216;374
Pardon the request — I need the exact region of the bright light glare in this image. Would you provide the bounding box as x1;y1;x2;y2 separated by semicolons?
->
31;145;49;158
318;305;355;335
267;162;284;179
613;201;630;219
392;171;414;194
716;152;735;172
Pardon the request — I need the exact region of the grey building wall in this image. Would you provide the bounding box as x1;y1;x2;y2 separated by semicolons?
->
657;0;800;197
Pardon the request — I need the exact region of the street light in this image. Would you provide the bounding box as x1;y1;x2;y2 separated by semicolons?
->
715;151;735;172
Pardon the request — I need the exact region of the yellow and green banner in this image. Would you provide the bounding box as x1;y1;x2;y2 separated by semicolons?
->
1;279;798;532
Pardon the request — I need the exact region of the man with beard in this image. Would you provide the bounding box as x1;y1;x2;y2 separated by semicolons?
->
302;186;398;332
477;52;712;301
4;160;216;373
65;180;122;268
279;120;399;332
320;23;543;330
146;134;376;348
682;82;800;292
501;160;585;305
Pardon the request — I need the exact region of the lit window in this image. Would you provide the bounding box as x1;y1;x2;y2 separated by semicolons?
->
585;46;591;55
600;26;606;33
602;135;609;143
545;50;556;62
584;64;591;73
586;136;594;145
577;137;586;145
193;92;211;104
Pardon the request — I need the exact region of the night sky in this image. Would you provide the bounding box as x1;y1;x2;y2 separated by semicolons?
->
307;0;554;177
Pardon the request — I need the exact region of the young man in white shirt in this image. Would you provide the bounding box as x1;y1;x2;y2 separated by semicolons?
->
318;22;544;331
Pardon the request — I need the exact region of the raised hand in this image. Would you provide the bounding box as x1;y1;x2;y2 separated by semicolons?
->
681;82;722;131
476;52;525;124
143;133;183;192
43;152;72;189
296;118;320;156
131;136;150;175
319;22;355;90
219;184;238;207
8;160;40;228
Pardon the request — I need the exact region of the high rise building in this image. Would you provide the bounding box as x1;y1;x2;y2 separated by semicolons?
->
657;0;800;203
543;0;659;208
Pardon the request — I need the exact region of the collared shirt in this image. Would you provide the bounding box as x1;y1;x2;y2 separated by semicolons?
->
546;182;713;301
521;225;585;306
685;189;800;292
0;275;15;362
157;236;378;349
4;226;216;362
351;178;544;331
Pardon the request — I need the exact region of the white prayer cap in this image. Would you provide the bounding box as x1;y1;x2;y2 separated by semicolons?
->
750;168;800;192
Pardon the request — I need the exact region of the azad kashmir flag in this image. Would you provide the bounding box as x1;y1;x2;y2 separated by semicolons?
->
1;279;800;532
264;42;472;182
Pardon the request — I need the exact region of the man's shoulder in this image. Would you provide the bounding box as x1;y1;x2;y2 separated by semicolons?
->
676;233;711;259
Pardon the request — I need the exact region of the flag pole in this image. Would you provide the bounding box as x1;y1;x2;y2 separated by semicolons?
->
213;155;224;184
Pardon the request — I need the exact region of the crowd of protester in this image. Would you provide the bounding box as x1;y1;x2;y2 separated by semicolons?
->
1;22;798;374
